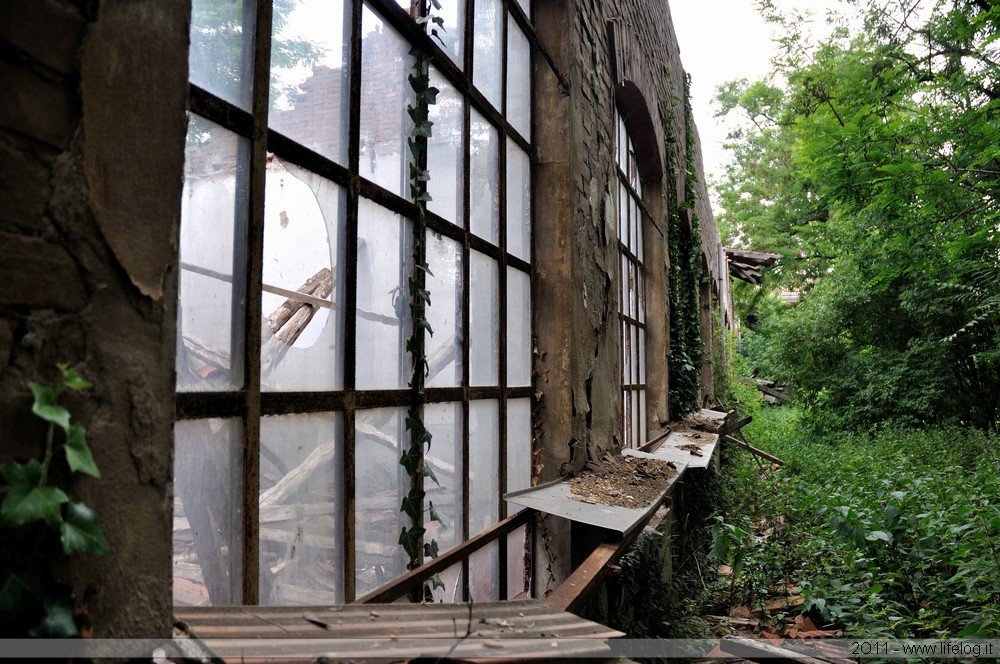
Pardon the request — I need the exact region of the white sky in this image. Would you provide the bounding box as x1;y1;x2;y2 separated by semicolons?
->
668;0;844;188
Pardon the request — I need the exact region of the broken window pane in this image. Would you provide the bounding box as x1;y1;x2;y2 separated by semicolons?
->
269;0;351;165
506;141;531;261
426;233;463;388
356;198;413;390
472;0;502;108
427;68;464;226
355;407;409;595
469;399;499;537
177;116;247;392
261;157;345;391
430;561;464;603
360;5;413;197
469;110;499;244
506;21;531;138
189;0;254;109
424;402;462;554
470;251;499;386
260;413;343;604
173;418;243;606
435;0;465;67
506;267;531;387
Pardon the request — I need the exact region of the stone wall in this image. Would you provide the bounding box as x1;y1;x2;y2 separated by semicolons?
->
0;0;188;637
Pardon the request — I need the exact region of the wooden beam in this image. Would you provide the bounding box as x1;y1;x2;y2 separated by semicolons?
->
353;509;534;604
725;248;781;266
757;384;791;403
717;415;752;438
722;435;783;466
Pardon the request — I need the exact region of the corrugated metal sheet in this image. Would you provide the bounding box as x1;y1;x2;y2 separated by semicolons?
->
174;599;623;662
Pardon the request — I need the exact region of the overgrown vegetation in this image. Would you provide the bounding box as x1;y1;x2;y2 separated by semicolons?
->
681;370;1000;639
667;75;706;418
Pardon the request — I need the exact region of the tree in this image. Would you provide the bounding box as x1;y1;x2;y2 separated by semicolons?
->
716;0;1000;430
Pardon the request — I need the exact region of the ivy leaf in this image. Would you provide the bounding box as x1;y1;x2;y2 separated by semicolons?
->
400;448;422;475
0;571;44;625
421;463;439;486
430;573;445;591
400;491;423;520
60;501;110;556
423;539;440;558
57;364;92;390
0;484;68;528
0;459;43;490
428;501;445;526
29;383;70;431
64;424;100;478
28;593;79;638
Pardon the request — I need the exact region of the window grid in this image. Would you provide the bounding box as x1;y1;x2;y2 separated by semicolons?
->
175;0;534;607
616;111;647;449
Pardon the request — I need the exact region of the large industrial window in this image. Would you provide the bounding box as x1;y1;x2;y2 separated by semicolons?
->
174;0;534;606
616;110;647;448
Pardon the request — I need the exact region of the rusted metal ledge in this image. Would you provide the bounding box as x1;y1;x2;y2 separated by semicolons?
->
544;525;647;614
354;509;534;604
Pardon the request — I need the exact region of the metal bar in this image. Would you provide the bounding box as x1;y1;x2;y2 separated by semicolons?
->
188;85;255;137
354;509;534;604
175;392;247;421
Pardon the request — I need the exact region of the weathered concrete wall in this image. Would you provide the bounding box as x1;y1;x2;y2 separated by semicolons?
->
0;0;188;637
533;0;724;590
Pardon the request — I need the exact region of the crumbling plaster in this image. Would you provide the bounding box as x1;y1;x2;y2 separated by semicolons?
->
0;0;188;637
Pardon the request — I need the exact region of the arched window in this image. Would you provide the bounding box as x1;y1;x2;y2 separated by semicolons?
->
615;110;647;448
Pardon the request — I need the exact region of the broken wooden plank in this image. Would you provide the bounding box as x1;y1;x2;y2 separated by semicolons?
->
757;384;792;403
722;435;784;466
720;637;834;664
717;415;752;438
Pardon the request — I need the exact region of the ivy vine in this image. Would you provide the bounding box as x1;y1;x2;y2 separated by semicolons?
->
0;364;108;637
666;74;705;418
399;0;446;596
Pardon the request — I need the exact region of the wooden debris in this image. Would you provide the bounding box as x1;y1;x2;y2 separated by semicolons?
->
722;435;784;466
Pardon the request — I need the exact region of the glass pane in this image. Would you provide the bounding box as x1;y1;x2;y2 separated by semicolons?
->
269;0;351;165
470;541;499;601
469;399;499;537
190;0;254;109
355;407;409;596
260;413;343;604
506;398;531;493
506;21;531;138
431;561;464;603
639;328;646;383
506;525;529;599
427;68;464;226
261;158;345;391
177;116;247;392
469;110;499;244
621;390;630;448
631;325;639;386
638;265;646;323
618;182;627;244
472;0;502;108
424;402;463;554
470;251;499;386
506;268;531;387
173;418;243;606
631;197;640;255
426;233;463;388
632;391;640;446
514;0;530;17
639;390;647;446
360;5;413;197
506;141;531;261
356;199;412;390
435;0;465;66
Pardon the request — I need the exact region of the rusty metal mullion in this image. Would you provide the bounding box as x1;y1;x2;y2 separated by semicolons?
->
238;0;274;606
175;392;246;421
343;0;365;603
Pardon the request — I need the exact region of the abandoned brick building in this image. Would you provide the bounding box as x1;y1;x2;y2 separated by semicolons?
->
0;0;732;642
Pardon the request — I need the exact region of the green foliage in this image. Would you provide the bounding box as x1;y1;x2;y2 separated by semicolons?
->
707;399;1000;638
667;76;706;418
716;0;1000;431
399;4;448;591
0;365;107;637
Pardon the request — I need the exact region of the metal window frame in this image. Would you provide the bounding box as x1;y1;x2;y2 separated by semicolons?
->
176;0;539;605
